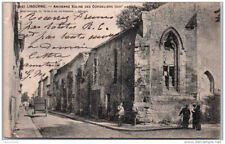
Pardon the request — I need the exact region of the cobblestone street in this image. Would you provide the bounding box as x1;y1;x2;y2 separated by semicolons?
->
14;108;220;139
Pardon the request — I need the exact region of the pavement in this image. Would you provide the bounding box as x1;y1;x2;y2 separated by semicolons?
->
49;110;180;131
12;107;42;138
11;108;220;138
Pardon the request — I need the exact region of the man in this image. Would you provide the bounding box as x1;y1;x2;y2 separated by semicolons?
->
179;104;191;128
117;102;124;126
195;105;201;131
192;104;197;129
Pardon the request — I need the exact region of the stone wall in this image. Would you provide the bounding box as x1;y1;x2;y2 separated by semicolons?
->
82;28;138;120
196;3;221;99
196;3;221;122
48;69;57;110
47;2;221;124
134;3;199;123
53;52;89;114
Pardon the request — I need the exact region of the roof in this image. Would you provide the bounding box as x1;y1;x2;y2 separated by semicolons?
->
56;52;90;75
53;20;141;77
91;22;141;52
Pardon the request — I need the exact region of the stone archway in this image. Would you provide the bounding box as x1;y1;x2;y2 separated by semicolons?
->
199;71;214;100
199;70;217;122
160;27;184;93
204;71;214;93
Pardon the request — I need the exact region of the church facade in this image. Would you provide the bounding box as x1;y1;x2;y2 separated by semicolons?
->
134;2;220;123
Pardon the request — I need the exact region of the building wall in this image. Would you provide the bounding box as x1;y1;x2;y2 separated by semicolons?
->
53;53;89;114
196;3;221;98
83;28;138;120
45;2;221;124
4;3;16;137
133;2;221;123
196;3;221;122
42;77;48;98
134;3;199;123
38;80;43;97
4;3;24;137
54;66;70;112
48;69;57;110
42;76;50;107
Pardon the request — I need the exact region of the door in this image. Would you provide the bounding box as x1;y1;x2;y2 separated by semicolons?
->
90;90;101;118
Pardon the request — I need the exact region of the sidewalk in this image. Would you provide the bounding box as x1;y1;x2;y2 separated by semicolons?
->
49;110;180;131
12;107;42;138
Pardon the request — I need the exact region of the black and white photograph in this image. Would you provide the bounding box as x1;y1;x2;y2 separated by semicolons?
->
3;2;222;139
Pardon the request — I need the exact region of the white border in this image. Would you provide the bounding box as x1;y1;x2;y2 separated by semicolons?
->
0;1;224;144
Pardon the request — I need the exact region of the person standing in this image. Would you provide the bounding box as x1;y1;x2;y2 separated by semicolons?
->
195;105;201;131
117;102;124;126
192;104;197;129
24;101;29;111
179;104;191;128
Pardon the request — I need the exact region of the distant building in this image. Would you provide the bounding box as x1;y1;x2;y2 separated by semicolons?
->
53;52;89;113
48;69;57;110
42;76;50;107
38;79;43;97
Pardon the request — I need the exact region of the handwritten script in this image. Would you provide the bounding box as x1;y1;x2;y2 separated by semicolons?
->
19;6;116;80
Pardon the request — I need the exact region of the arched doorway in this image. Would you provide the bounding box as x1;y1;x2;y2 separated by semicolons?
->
160;27;183;93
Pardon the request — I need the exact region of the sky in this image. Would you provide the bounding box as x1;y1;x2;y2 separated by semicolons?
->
18;2;143;96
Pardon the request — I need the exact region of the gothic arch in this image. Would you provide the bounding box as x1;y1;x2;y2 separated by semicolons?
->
159;27;184;50
204;71;214;93
160;27;183;92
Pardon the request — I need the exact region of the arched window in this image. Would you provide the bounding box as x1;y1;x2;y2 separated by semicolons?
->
204;71;214;93
160;27;183;92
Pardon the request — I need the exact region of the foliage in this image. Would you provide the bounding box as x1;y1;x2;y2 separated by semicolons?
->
116;2;166;30
202;93;220;124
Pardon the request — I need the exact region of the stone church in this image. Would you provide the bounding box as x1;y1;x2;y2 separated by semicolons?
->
134;2;220;123
48;2;220;124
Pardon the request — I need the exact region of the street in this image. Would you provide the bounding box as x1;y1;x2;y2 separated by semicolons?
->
29;111;220;138
31;112;132;138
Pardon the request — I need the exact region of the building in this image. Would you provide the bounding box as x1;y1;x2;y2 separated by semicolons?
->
133;2;220;123
48;69;57;110
80;27;138;120
38;79;43;98
4;3;25;137
44;2;220;124
42;76;50;107
53;52;89;113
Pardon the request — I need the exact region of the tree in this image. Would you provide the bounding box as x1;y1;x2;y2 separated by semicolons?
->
21;92;29;102
202;93;220;124
116;2;166;30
